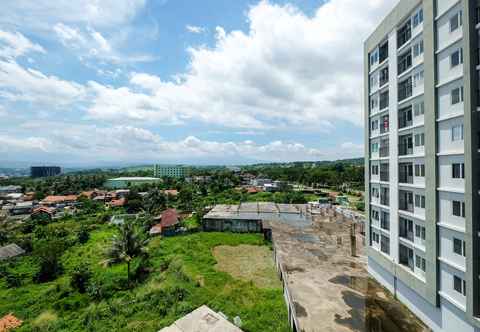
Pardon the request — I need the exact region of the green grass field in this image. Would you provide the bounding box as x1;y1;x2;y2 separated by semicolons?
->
0;227;289;331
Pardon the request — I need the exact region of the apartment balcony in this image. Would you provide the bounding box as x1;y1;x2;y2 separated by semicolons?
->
379;42;389;63
398;143;413;156
380;216;390;231
399;164;413;184
399;218;414;242
398;106;413;129
380;188;390;206
379;146;390;157
379;92;389;110
379;67;389;86
399;244;414;271
380;171;389;182
397;21;412;49
398;79;413;102
399;191;414;213
398;52;412;76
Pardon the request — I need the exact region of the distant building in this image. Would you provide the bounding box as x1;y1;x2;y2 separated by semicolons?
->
158;305;243;332
30;166;61;178
153;165;186;178
0;185;22;195
10;201;33;215
104;177;162;189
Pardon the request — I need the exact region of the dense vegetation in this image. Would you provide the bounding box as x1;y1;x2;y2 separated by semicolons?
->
0;213;289;331
243;162;364;190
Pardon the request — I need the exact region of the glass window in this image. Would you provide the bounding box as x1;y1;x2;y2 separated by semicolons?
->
415;133;425;146
451;124;464;141
415;194;425;208
453;200;465;217
451;87;464;104
450;12;462;32
414;101;425;116
453;238;466;256
450;48;463;67
452;163;465;179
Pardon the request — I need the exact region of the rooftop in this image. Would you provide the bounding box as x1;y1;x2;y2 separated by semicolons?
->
269;207;428;332
158;305;243;332
0;244;25;260
107;177;161;181
203;202;309;226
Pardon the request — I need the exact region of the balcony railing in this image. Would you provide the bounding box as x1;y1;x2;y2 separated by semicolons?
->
398;113;412;129
398;80;413;102
398;53;412;75
380;68;389;86
380;171;389;182
379;93;389;110
398;142;413;156
379;146;389;157
397;22;412;49
381;190;390;206
381;217;390;231
399;197;414;212
399;244;414;271
379;43;389;63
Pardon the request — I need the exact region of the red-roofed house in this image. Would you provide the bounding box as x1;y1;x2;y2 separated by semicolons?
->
31;207;56;221
149;208;180;236
41;195;78;206
163;189;178;197
0;313;22;331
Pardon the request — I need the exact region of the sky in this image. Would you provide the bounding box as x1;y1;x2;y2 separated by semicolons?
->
0;0;398;167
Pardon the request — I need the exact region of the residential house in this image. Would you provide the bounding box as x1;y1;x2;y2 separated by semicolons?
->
41;195;78;207
149;208;180;236
0;244;25;260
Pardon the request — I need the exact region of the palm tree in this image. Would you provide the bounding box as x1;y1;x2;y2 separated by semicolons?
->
106;221;148;286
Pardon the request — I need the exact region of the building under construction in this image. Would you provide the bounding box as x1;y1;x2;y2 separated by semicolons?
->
202;202;309;233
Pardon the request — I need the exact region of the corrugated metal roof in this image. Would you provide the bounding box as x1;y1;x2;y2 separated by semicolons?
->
0;244;25;260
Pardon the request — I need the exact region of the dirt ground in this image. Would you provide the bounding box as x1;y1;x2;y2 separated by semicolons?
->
212;244;282;289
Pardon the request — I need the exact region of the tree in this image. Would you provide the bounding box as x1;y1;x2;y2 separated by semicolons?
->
77;225;90;244
143;189;166;215
34;238;65;283
70;264;92;293
106;221;148;286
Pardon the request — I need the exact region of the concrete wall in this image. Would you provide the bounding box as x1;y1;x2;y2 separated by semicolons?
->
438;191;465;229
202;218;262;233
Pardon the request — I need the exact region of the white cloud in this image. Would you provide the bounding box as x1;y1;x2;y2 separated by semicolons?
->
341;141;364;151
0;60;85;106
0;135;51;152
186;25;206;34
0;30;45;59
53;23;155;65
86;0;396;129
0;0;147;30
1;125;326;163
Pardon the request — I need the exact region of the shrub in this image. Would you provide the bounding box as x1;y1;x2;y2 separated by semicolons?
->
32;310;58;332
5;271;22;288
70;264;92;293
77;226;90;244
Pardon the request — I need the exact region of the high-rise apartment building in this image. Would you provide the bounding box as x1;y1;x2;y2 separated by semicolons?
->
364;1;480;331
30;166;62;178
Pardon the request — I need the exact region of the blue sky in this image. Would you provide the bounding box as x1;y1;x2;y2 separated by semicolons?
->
0;0;397;166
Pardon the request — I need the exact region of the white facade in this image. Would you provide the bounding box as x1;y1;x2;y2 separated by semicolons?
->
366;1;479;331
